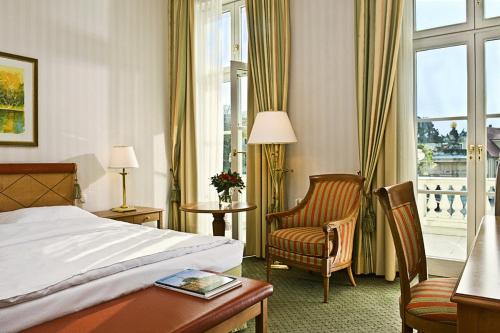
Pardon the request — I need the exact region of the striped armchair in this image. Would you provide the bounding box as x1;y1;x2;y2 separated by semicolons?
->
266;174;364;303
375;182;456;333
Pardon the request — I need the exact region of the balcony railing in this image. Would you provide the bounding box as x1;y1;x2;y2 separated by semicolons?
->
417;177;496;236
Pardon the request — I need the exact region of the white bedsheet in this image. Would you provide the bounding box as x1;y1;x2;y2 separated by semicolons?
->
0;240;243;333
0;207;244;332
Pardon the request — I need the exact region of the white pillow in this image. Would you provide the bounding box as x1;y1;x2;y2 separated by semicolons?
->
0;206;94;224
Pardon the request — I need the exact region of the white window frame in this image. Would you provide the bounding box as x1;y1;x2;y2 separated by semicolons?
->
413;0;474;39
222;0;249;243
222;0;246;82
475;0;500;28
413;0;500;276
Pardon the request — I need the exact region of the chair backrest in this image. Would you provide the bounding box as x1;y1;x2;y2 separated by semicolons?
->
496;163;500;216
375;181;427;305
282;174;364;229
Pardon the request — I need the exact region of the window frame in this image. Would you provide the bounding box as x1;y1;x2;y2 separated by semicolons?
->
413;0;474;39
413;0;500;266
476;0;500;28
222;0;246;82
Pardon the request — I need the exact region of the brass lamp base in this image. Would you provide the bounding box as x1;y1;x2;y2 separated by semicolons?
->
112;206;136;213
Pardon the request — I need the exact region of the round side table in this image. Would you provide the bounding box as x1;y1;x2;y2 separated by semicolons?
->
180;201;257;237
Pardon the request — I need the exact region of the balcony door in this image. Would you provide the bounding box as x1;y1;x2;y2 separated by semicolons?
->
229;61;248;242
414;0;500;277
221;1;248;243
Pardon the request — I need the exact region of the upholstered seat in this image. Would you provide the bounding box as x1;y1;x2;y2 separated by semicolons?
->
268;227;332;257
406;278;457;325
266;174;364;303
376;182;457;333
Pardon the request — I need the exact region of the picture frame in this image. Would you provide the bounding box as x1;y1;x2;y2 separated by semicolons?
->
0;51;38;146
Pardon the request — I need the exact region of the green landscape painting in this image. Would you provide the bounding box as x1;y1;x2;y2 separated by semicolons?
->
0;65;25;134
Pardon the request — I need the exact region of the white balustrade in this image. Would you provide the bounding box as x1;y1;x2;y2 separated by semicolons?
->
416;177;496;235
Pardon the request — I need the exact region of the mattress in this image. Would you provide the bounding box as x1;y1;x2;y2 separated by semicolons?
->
0;206;244;332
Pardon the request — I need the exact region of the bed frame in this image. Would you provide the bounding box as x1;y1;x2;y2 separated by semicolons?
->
0;163;77;212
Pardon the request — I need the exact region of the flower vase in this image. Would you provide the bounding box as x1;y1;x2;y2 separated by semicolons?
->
218;189;232;208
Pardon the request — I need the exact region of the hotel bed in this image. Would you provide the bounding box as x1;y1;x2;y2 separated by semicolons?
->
0;163;243;332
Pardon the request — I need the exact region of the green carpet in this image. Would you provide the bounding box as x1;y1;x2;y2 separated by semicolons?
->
241;257;401;332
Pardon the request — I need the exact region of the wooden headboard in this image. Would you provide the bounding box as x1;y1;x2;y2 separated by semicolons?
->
0;163;77;212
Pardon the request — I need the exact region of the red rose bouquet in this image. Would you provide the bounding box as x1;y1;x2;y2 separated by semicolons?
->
210;169;245;205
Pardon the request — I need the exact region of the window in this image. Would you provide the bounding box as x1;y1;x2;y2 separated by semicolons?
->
222;0;247;169
415;0;467;31
414;0;500;273
222;0;249;241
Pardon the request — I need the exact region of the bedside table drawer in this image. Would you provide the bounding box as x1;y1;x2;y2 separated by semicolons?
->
115;216;135;223
134;212;160;224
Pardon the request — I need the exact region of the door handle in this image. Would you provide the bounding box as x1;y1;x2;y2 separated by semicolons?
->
232;149;247;157
477;144;484;161
468;145;476;160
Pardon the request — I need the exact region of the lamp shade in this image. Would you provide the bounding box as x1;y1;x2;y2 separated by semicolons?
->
109;146;139;168
247;111;297;144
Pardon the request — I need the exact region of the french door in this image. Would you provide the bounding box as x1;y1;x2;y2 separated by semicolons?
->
230;61;248;242
475;29;500;227
221;61;248;242
414;21;500;276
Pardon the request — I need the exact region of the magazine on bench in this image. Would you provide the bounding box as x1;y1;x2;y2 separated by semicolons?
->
154;269;242;299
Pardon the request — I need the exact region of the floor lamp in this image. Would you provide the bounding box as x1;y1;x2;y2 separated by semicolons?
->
248;111;297;268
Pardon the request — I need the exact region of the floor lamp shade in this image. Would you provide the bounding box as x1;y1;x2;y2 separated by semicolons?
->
247;111;297;144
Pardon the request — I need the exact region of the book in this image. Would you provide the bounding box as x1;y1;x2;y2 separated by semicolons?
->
154;269;242;299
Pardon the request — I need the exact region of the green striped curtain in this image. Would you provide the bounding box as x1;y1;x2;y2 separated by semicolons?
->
169;0;198;233
245;0;290;257
355;0;404;273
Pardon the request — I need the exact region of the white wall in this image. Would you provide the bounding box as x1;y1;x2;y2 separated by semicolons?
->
286;0;359;207
0;0;169;212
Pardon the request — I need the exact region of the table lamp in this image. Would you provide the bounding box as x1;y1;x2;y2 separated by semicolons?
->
109;146;139;212
248;111;297;213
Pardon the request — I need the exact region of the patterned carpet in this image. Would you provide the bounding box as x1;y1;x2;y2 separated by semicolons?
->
241;257;401;332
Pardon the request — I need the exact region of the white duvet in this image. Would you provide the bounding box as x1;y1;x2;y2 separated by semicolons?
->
0;206;234;308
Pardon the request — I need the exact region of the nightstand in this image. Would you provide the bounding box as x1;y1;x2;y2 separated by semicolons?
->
93;206;164;229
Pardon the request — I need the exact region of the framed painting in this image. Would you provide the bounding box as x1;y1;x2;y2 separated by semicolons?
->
0;51;38;146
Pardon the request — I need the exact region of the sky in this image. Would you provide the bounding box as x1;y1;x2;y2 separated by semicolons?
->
416;0;500;136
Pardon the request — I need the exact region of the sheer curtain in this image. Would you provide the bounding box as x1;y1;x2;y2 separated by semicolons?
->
194;0;224;235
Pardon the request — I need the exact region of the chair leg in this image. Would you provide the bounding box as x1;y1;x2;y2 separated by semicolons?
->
346;265;356;287
402;322;413;333
323;275;330;303
266;251;272;282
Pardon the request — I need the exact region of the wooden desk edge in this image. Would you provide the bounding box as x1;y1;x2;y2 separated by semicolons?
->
451;216;500;312
451;293;500;312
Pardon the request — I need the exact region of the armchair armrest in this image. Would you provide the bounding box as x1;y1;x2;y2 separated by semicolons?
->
322;216;356;233
266;211;291;224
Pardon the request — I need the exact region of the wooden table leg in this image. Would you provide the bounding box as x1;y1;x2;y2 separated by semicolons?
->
158;211;163;229
255;298;268;333
212;213;226;236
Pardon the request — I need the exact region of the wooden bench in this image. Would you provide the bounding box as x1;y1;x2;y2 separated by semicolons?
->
26;276;273;333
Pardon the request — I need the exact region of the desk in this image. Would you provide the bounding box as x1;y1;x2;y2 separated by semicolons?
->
27;276;273;333
451;215;500;333
180;202;256;237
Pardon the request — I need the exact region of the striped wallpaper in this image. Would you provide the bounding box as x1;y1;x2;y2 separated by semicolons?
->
0;0;169;212
286;0;359;208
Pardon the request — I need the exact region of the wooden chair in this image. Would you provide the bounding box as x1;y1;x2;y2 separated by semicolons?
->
375;181;456;333
266;174;364;303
